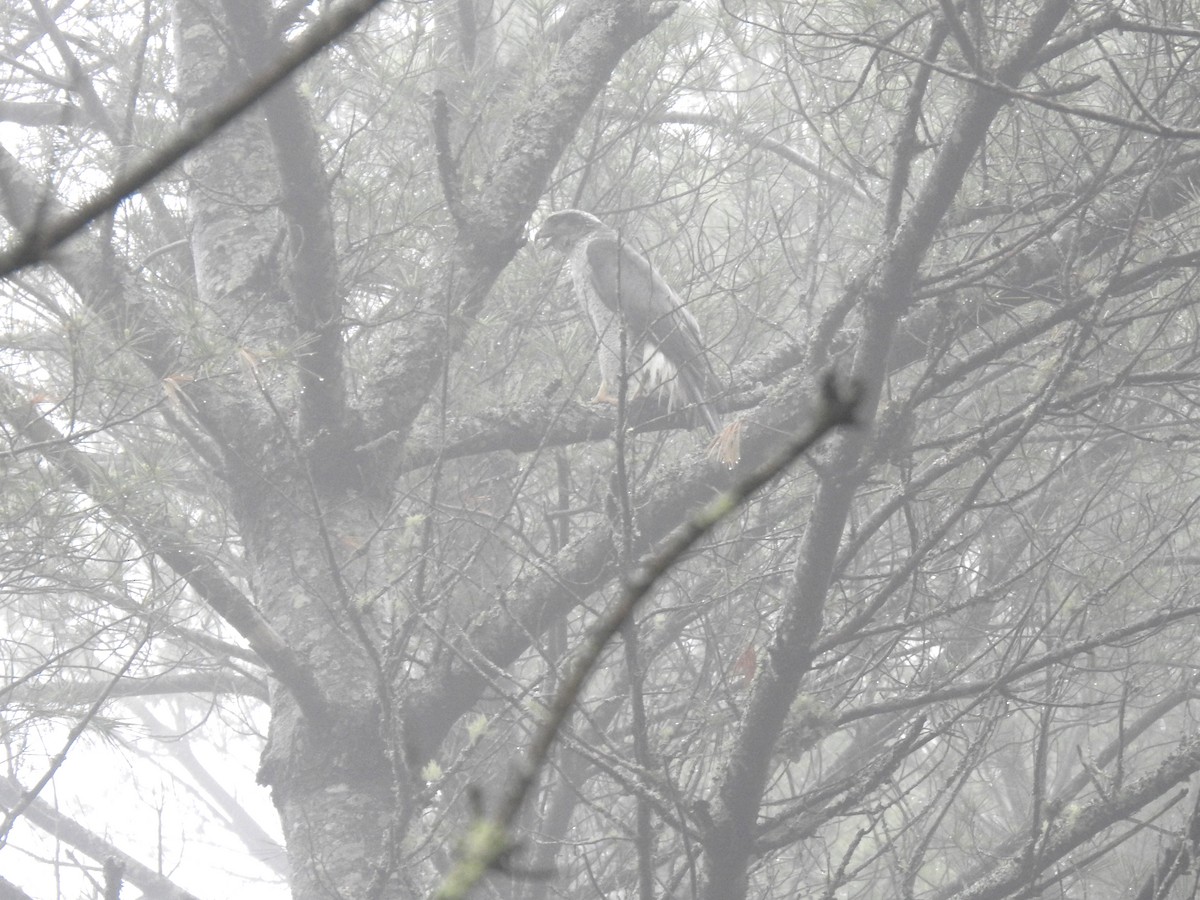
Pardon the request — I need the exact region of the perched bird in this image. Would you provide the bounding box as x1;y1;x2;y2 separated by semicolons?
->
535;209;738;463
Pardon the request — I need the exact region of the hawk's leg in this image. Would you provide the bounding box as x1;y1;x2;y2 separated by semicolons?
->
593;381;640;405
593;383;619;405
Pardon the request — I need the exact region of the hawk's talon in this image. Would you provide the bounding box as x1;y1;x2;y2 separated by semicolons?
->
593;385;620;405
594;383;642;405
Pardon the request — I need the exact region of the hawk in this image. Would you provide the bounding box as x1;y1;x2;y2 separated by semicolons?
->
535;209;738;464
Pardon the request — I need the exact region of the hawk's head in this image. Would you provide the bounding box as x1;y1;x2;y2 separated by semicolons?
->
535;209;606;253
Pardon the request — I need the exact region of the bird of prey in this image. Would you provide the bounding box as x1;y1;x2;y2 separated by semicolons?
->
535;209;738;464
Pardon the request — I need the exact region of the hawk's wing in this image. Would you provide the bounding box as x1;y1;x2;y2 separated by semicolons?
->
584;234;719;402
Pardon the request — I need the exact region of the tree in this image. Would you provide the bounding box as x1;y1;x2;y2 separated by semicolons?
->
4;0;1200;898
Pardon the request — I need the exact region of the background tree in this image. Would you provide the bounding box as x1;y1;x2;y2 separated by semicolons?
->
4;0;1200;899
